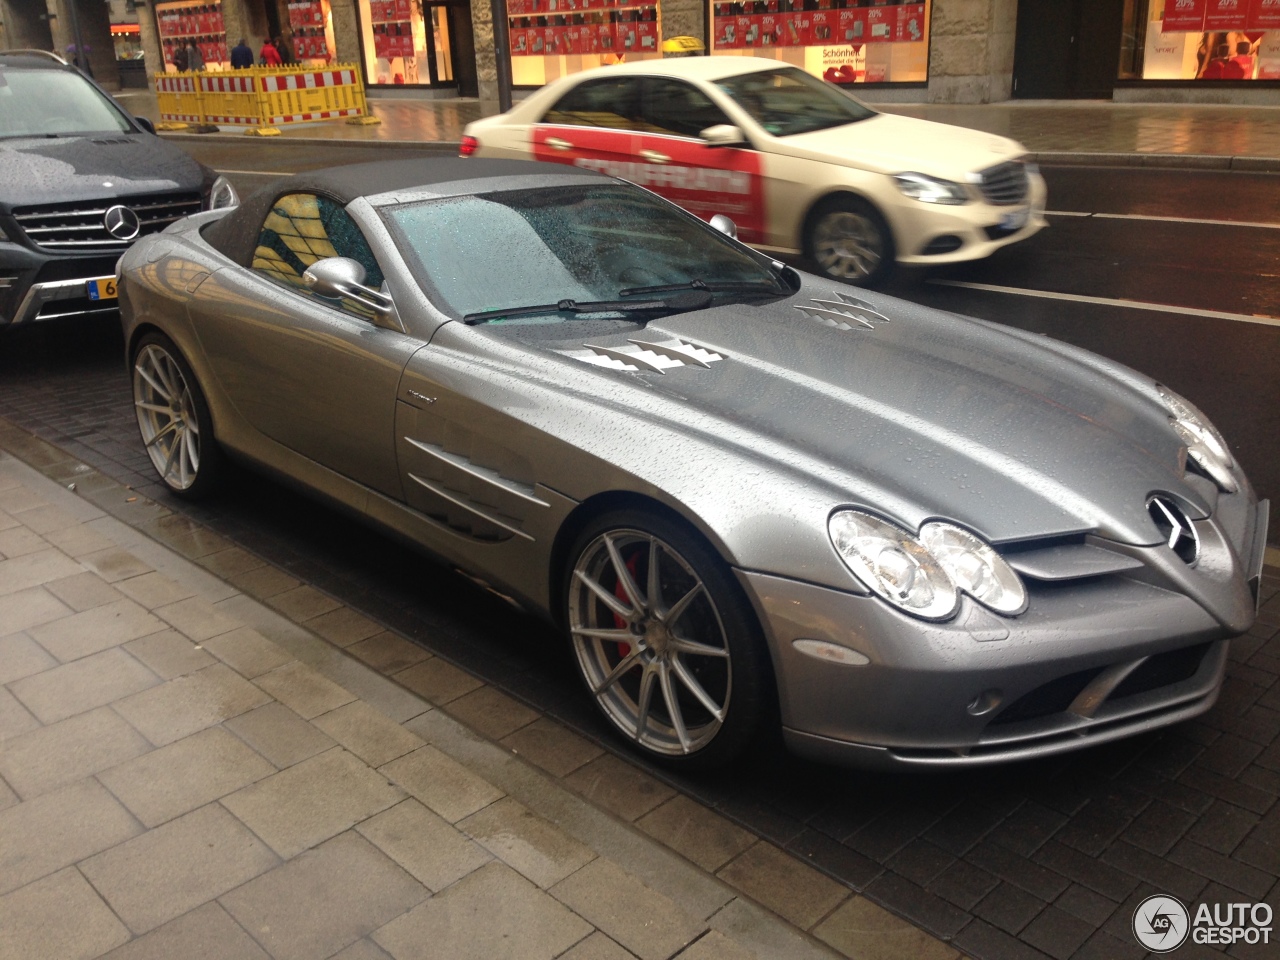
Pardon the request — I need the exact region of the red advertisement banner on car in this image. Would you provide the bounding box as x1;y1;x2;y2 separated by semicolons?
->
1163;0;1208;30
1204;0;1248;29
1248;0;1280;28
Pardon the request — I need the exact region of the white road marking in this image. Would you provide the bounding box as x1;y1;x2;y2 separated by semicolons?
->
928;280;1280;329
1045;210;1280;230
215;168;294;177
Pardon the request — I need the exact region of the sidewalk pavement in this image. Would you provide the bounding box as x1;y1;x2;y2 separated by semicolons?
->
0;436;960;960
113;87;1280;169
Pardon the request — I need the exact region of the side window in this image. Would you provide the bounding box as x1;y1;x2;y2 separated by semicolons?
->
251;193;385;319
640;79;732;139
542;77;642;131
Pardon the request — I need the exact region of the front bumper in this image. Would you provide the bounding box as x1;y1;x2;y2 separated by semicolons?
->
743;495;1266;768
891;171;1049;266
0;245;120;326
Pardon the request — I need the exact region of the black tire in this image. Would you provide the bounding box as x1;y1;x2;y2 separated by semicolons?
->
130;331;224;500
804;194;895;287
564;509;773;769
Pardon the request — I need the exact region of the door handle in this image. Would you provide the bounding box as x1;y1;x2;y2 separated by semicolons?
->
545;137;574;151
639;149;671;164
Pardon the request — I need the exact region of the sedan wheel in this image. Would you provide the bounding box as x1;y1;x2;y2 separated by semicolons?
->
132;333;222;499
566;512;771;767
807;197;894;287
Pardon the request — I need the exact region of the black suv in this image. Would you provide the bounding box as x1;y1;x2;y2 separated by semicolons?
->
0;50;236;326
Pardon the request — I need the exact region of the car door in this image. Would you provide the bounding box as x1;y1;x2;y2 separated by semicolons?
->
632;77;767;245
187;192;423;500
531;74;642;177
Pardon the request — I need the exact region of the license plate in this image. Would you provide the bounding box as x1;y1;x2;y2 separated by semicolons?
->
87;278;117;301
1000;208;1029;232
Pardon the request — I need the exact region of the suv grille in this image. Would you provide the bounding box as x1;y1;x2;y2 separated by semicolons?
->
12;192;202;250
977;161;1029;205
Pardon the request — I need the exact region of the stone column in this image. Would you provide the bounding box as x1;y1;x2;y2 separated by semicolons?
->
330;0;361;65
927;0;1017;103
44;0;119;86
660;0;704;46
0;0;55;50
471;0;496;100
221;0;272;57
135;1;164;77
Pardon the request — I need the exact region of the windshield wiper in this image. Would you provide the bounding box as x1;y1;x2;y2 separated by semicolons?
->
464;288;713;326
619;279;783;298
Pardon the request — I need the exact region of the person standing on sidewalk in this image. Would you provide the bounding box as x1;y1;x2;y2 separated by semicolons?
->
230;38;254;69
185;39;204;72
259;38;282;66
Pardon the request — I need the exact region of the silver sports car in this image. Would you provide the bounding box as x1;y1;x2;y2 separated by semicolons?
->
119;158;1268;769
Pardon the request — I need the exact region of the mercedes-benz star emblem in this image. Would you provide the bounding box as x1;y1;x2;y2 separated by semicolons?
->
103;204;141;241
1147;495;1199;564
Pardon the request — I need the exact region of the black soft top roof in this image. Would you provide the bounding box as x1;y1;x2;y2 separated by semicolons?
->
203;157;605;268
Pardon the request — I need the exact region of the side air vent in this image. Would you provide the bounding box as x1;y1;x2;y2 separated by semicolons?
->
794;293;890;331
565;338;725;374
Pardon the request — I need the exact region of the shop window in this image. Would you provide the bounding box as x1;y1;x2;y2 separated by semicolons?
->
506;1;662;87
1123;0;1279;80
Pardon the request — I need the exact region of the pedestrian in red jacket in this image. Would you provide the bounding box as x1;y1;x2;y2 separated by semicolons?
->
260;40;282;66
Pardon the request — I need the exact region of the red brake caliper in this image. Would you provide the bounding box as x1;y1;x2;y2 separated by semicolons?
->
610;549;642;659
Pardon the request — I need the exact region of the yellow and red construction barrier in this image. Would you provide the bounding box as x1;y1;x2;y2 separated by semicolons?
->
154;64;380;135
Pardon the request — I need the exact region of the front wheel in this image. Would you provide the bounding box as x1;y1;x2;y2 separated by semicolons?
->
804;195;895;287
565;510;772;769
131;332;223;499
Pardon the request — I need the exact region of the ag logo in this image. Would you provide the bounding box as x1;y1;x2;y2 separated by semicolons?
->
1134;895;1190;953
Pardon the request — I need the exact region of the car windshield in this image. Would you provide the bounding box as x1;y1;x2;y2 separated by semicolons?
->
385;184;787;325
0;66;132;138
715;67;876;137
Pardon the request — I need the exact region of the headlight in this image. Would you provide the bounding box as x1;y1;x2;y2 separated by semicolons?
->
828;511;958;620
208;176;239;210
1156;384;1236;493
893;173;970;205
919;522;1027;615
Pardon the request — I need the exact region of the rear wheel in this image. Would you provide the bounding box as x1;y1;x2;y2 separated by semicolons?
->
131;332;223;499
805;195;895;287
565;510;771;768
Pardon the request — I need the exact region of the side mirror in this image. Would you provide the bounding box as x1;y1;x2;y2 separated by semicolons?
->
709;214;738;240
701;124;747;148
134;116;156;135
303;257;394;316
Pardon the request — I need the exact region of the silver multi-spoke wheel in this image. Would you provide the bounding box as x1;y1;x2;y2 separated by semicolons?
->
811;209;885;282
569;528;732;757
133;341;203;491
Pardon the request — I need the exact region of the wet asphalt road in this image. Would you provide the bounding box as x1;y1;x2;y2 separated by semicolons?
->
3;146;1279;960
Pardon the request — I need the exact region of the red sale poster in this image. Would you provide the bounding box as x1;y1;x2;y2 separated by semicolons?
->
782;12;807;46
896;3;926;42
1205;0;1248;29
837;9;866;43
865;6;892;41
809;10;833;43
1248;0;1280;28
1163;0;1208;30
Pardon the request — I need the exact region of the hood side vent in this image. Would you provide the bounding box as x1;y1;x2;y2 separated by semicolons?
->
565;338;725;374
795;294;891;331
90;138;133;145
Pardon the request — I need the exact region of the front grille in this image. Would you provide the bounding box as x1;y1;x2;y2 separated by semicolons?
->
977;161;1029;206
1111;643;1210;700
989;668;1101;726
12;192;202;251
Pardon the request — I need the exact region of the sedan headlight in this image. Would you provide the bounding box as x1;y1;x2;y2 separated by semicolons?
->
1156;384;1236;493
208;175;239;210
829;511;1027;620
893;173;970;205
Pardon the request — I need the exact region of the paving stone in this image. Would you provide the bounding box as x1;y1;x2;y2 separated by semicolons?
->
783;829;883;892
0;586;72;637
975;882;1048;936
0;686;39;740
268;584;342;622
563;753;675;823
0;705;152;800
27;598;165;663
861;871;971;940
222;747;404;858
123;629;216;680
558;931;638;960
637;794;757;873
347;631;432;674
153;595;242;642
313;699;425;767
220;831;429;960
329;939;396;960
79;547;154;583
953;918;1054;960
813;894;959;960
0;547;83;595
81;802;280;934
255;660;357;719
357;798;492;891
501;717;604;778
374;862;591;960
1167;839;1274;899
380;744;504;824
1052;883;1118;928
1125;800;1199;857
0;779;143;896
305;605;384;647
0;630;58;683
13;503;81;534
927;858;1000;911
394;656;485;705
445;684;540;740
99;726;275;827
1187;800;1260;855
43;522;116;558
115;571;198;609
459;796;595;888
716;841;848;930
224;702;336;768
200;626;293;678
886;838;956;887
226;563;301;600
0;867;130;960
98;901;270;960
45;571;124;611
9;646;159;724
113;663;272;746
0;525;49;558
971;840;1073;902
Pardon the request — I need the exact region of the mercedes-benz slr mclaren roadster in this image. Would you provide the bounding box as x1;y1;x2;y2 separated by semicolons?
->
118;158;1268;769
